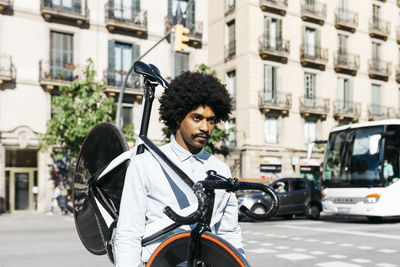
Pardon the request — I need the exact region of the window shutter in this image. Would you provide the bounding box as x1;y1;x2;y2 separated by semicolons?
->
132;43;140;86
264;65;272;99
316;29;321;58
132;0;140;17
277;19;282;51
109;0;114;18
187;0;195;30
108;40;116;84
264;17;270;47
74;0;82;13
168;0;172;16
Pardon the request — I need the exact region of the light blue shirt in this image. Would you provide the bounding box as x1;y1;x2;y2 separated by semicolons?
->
114;137;244;267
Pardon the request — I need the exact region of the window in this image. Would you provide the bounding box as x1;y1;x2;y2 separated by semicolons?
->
107;40;140;87
264;17;282;50
337;77;353;112
121;103;133;129
338;34;348;55
304;119;316;144
48;0;80;12
372;42;380;60
304;27;318;57
168;0;195;30
226;20;236;57
264;65;277;102
225;118;236;148
227;70;236;106
371;84;381;115
110;0;140;21
292;180;307;191
304;73;316;107
50;31;73;81
174;51;189;76
265;116;278;144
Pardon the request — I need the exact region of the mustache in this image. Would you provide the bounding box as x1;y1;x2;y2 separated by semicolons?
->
192;132;210;139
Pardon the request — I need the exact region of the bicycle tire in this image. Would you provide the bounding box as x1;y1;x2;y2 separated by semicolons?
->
146;231;250;267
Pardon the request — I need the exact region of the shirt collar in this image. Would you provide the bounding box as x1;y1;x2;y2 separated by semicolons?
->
170;136;206;163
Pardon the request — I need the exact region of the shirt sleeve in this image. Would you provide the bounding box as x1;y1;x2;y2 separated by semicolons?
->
114;156;148;267
213;166;245;255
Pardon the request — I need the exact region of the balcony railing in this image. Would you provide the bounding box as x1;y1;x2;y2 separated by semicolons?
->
369;18;390;40
368;59;391;81
225;0;235;15
40;0;88;26
300;44;328;70
387;107;398;119
334;8;358;32
299;96;329;119
368;105;389;121
396;65;400;83
397;26;400;44
333;52;360;76
0;0;12;13
259;0;288;16
259;91;292;116
0;54;16;85
398;0;400;7
105;4;147;37
300;0;326;25
225;41;236;61
333;100;361;121
104;69;143;97
258;36;289;63
165;16;203;48
39;60;78;91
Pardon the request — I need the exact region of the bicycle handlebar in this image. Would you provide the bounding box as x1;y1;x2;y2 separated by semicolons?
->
163;172;279;224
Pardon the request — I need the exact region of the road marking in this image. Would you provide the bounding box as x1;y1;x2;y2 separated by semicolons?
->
352;259;371;263
357;246;374;250
305;238;319;242
317;261;361;267
264;233;276;237
322;241;336;245
276;235;289;238
260;242;274;247
378;249;397;253
329;255;347;259
340;243;354;247
247;240;259;244
274;225;400;240
293;248;307;252
276;246;289;250
246;248;277;254
376;263;398;267
276;253;315;260
290;237;303;241
311;251;326;255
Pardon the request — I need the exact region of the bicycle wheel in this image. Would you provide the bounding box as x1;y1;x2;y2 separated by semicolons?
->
147;231;250;267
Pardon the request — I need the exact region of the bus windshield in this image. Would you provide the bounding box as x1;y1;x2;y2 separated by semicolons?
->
322;125;400;187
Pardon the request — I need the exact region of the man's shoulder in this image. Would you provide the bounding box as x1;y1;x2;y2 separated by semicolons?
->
202;151;230;175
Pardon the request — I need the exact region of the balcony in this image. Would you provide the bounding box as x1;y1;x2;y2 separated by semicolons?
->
105;4;147;38
259;36;289;63
369;18;390;41
165;16;203;48
39;60;78;92
334;9;358;33
333;101;361;121
397;26;400;44
368;105;389;121
386;107;398;119
259;0;288;16
333;52;360;76
259;91;292;116
224;41;236;62
40;0;88;27
0;0;12;14
0;54;16;86
299;97;329;120
225;0;235;16
368;59;391;81
104;69;143;100
300;0;326;25
396;65;400;83
398;0;400;7
300;45;328;70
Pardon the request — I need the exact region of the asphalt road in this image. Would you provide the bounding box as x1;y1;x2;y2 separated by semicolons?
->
0;213;399;267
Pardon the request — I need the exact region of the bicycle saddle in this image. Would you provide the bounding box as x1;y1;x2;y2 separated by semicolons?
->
134;61;169;89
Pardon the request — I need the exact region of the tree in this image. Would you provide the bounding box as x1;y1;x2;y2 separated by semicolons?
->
41;59;135;183
162;64;235;157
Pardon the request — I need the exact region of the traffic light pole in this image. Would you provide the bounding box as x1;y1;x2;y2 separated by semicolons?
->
115;30;172;129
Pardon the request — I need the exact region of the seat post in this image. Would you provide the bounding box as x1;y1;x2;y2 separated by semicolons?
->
137;78;156;154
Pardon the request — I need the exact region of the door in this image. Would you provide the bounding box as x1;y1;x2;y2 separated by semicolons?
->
50;31;73;81
264;65;276;103
305;27;316;57
304;73;316;107
291;179;308;213
5;169;37;212
272;180;291;214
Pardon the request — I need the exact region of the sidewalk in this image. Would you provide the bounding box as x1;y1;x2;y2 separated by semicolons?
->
0;213;111;267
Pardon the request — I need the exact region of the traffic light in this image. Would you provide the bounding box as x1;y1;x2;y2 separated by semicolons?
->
174;24;189;52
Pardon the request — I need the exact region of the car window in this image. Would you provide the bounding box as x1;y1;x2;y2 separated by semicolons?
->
292;180;307;191
273;181;289;193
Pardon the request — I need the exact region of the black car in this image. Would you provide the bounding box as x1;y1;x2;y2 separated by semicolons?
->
237;178;322;220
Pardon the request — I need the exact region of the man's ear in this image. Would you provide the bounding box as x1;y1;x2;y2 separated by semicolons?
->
175;117;181;128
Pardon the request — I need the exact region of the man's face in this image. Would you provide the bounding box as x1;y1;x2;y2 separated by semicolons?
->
175;105;216;154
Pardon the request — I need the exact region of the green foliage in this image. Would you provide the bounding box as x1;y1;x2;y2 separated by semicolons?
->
122;124;136;147
41;59;116;161
194;63;218;77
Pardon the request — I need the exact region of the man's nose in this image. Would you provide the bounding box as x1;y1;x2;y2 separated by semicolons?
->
199;119;209;132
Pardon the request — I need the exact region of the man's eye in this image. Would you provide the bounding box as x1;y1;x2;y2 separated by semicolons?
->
193;116;202;121
208;118;216;124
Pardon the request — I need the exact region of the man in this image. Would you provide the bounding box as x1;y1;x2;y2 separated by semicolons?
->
383;159;394;185
114;71;244;266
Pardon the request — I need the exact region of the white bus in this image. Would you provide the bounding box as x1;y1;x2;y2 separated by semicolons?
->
320;119;400;220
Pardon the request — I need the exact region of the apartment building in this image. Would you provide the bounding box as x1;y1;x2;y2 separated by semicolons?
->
209;0;400;182
0;0;207;213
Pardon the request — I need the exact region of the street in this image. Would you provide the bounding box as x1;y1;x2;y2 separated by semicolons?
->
0;213;399;267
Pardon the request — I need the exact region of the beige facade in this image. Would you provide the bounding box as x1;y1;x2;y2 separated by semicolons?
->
210;0;400;182
0;0;208;213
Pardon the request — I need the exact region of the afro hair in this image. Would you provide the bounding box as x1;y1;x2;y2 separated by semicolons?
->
159;71;232;134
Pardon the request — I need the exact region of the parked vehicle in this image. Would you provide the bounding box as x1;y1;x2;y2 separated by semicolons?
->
237;178;322;220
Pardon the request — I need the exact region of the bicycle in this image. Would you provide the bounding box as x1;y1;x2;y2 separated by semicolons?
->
73;61;279;266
